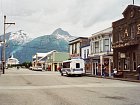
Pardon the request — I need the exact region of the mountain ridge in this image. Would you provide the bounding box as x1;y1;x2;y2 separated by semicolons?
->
1;28;76;63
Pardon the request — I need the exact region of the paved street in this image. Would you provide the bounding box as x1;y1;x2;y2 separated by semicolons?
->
0;68;140;105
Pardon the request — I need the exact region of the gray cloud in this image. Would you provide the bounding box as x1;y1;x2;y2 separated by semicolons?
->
0;0;140;37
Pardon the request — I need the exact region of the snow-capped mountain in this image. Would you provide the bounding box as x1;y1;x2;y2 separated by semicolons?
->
9;30;31;45
52;28;76;42
1;28;76;63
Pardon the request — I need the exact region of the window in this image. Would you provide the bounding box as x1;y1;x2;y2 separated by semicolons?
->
76;63;80;68
134;62;136;70
92;42;94;53
130;24;135;39
104;39;109;52
87;49;89;57
75;43;77;53
95;41;99;53
84;50;86;59
133;52;136;70
72;45;74;54
100;40;103;52
133;52;136;61
119;32;122;41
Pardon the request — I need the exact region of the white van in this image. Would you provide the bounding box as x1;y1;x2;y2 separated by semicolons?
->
61;59;85;76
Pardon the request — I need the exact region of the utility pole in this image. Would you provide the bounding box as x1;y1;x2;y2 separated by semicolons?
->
133;0;135;5
2;15;15;74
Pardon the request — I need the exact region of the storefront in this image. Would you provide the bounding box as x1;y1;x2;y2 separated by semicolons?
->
112;5;140;79
89;54;113;76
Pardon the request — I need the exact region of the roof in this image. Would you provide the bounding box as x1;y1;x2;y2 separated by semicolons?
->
123;5;140;15
91;27;112;37
36;50;57;61
54;52;69;62
69;37;88;43
32;53;48;59
32;50;56;59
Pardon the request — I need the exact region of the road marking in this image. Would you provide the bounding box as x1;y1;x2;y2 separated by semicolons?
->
0;83;138;90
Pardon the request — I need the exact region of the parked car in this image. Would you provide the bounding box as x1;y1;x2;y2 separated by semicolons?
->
33;66;43;71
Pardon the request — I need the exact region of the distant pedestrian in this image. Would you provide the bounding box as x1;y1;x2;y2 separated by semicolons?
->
102;65;106;77
113;68;117;77
136;64;140;80
17;66;19;70
58;66;63;76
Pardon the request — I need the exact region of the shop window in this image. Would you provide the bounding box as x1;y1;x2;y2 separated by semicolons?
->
133;52;136;70
134;62;136;70
118;60;121;70
133;52;136;60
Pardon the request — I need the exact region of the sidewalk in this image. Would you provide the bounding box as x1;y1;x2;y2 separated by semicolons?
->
86;74;140;83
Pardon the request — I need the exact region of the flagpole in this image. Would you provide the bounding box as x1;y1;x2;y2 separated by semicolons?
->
133;0;134;5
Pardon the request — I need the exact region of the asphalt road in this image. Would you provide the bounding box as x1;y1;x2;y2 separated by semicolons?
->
0;68;140;105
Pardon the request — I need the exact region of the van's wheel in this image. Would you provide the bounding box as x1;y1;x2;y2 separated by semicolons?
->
66;72;69;77
78;74;82;77
61;73;63;76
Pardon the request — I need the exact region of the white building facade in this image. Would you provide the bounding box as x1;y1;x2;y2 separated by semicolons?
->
89;27;113;76
81;45;91;59
81;45;91;74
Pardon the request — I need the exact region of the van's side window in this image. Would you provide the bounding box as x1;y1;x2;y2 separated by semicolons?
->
76;63;80;68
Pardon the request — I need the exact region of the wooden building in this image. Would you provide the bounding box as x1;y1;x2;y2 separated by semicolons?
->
112;5;140;78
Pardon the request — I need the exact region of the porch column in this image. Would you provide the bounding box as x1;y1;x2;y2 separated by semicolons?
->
91;59;94;75
100;55;103;76
109;57;111;77
95;62;97;75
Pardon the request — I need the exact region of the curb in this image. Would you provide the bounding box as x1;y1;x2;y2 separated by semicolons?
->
85;75;140;83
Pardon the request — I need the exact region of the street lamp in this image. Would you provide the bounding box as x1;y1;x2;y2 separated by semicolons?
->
2;15;15;74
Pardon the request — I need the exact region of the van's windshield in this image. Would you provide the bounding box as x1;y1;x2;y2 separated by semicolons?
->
63;62;70;68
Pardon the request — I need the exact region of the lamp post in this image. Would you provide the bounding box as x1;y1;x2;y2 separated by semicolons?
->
0;39;3;74
2;15;15;74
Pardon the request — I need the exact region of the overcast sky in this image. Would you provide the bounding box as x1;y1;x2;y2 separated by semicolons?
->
0;0;140;38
